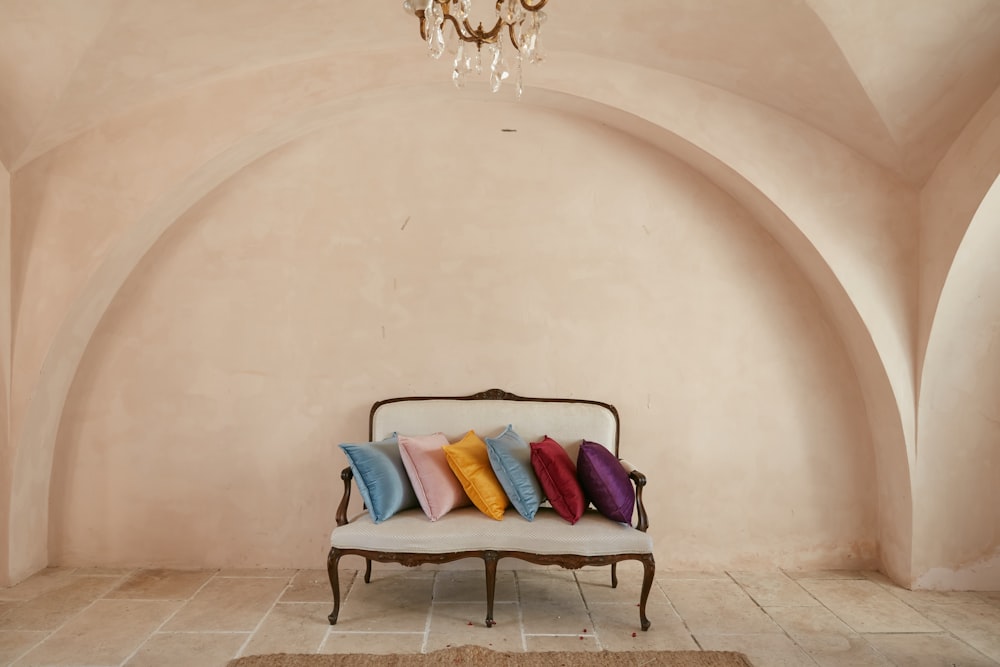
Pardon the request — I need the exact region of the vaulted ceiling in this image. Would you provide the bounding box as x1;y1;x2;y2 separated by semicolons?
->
2;0;999;183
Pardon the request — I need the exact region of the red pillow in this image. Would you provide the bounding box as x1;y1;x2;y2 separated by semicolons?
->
530;436;586;524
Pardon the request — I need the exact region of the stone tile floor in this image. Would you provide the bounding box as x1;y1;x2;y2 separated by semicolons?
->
1;564;998;666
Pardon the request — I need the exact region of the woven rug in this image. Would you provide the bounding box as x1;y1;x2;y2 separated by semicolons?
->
227;645;754;666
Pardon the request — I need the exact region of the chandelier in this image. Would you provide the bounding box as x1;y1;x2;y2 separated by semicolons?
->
402;0;549;97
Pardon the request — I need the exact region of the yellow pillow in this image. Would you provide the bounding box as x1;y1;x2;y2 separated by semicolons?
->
443;430;510;520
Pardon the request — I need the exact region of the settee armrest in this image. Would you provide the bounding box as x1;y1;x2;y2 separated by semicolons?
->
619;459;649;533
335;467;353;526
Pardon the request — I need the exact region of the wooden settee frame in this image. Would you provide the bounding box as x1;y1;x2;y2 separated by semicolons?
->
326;388;655;630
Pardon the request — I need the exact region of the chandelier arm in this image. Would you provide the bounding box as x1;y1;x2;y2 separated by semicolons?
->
442;13;505;45
416;11;429;41
507;23;521;52
520;0;548;11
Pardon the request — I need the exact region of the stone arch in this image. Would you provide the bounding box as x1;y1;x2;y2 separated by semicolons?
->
6;69;909;584
914;173;1000;589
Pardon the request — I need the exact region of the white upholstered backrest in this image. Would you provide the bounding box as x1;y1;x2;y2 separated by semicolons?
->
371;394;619;459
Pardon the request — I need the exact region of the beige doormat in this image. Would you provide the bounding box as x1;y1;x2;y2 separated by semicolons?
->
227;645;754;666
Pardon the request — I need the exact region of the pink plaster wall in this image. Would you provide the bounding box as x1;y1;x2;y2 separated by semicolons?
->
0;165;9;584
1;2;998;589
46;101;879;570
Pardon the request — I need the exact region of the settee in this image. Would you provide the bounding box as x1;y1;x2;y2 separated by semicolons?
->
326;388;655;630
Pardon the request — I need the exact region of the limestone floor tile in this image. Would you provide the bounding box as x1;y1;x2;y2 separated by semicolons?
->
216;568;298;579
433;570;516;602
70;567;136;577
698;633;815;667
281;569;340;603
0;601;21;622
659;579;781;635
576;566;668;606
524;635;601;652
588;603;697;651
888;587;990;613
977;591;1000;607
0;575;122;631
317;569;357;608
516;568;578;586
784;569;867;580
106;569;217;600
863;571;990;611
764;605;892;666
729;570;820;607
425;602;522;652
864;632;999;667
797;579;941;634
516;571;585;608
124;631;249;667
331;573;434;632
0;569;76;602
0;630;47;665
519;600;591;636
919;602;1000;662
12;599;180;667
241;602;330;655
320;632;424;654
516;572;589;635
656;571;730;581
163;576;288;632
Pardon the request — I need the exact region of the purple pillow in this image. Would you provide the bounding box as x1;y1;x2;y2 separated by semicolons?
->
577;440;635;524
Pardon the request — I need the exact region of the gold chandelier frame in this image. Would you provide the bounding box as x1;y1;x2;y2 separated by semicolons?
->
414;0;549;51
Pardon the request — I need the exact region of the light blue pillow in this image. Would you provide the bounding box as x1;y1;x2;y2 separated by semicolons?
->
485;425;545;521
339;434;418;523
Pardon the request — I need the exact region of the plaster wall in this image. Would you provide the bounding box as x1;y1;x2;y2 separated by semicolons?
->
0;164;10;584
914;175;1000;589
47;100;879;571
2;53;912;581
914;93;1000;590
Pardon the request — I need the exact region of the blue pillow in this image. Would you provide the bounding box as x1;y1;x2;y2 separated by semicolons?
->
485;425;545;521
339;434;418;523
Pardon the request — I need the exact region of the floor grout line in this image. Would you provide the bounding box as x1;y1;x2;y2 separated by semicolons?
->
573;571;604;651
725;570;822;666
232;569;298;659
117;569;222;667
420;571;436;654
514;571;527;652
6;571;133;666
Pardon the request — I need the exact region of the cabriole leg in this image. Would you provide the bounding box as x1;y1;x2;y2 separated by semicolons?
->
483;550;498;627
639;554;655;631
611;562;618;588
364;558;373;584
327;548;342;625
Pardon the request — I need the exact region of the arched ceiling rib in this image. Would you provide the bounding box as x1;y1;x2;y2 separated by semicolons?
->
1;0;999;180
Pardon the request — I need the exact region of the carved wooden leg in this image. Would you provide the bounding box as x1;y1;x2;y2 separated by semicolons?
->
327;548;342;625
639;554;655;631
611;562;618;588
364;558;373;584
483;550;498;628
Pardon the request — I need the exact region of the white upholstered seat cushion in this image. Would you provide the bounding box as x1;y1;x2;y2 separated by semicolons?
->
330;506;652;557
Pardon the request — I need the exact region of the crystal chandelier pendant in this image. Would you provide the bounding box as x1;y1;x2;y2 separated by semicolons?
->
489;40;509;93
403;0;550;96
452;43;467;88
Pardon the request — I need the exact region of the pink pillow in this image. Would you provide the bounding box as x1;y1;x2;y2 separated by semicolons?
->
398;433;471;520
